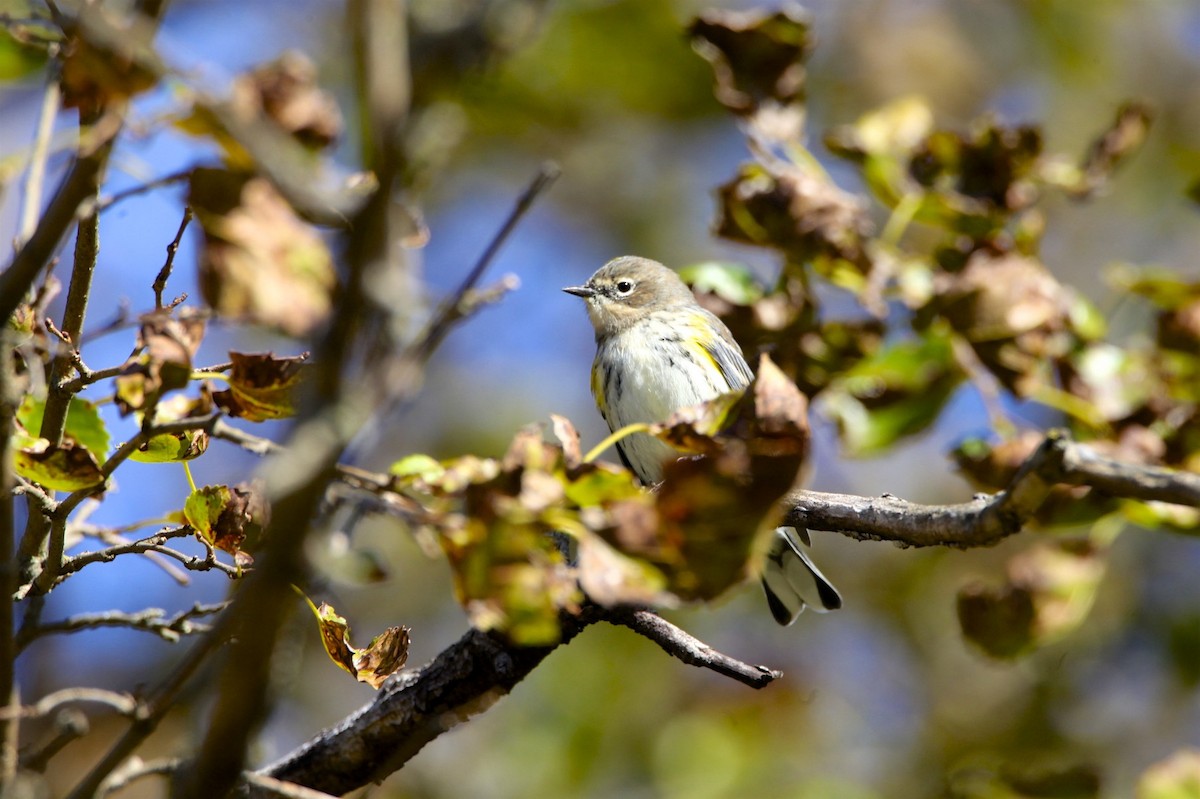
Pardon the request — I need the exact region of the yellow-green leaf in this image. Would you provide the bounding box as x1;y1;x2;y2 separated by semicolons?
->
184;484;231;541
211;351;307;421
301;594;409;689
13;441;104;492
129;430;209;462
17;396;110;457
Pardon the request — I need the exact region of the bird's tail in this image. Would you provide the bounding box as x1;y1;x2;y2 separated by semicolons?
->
761;526;842;626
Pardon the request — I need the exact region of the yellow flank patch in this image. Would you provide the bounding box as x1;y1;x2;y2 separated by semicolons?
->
591;361;607;415
683;318;722;377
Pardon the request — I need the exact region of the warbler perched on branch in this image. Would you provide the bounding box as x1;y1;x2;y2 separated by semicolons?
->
564;255;841;624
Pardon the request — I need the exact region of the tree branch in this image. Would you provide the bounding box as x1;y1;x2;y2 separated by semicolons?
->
604;607;781;687
256;602;774;796
17;602;228;649
785;430;1200;548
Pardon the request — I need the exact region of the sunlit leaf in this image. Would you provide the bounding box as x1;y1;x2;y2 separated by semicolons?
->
13;440;104;492
129;430;208;462
184;482;265;564
678;261;764;306
302;594;410;689
128;393;213;463
113;310;207;416
211;351;307;422
190;169;336;336
17;395;110;457
714;161;872;270
1137;749;1200;799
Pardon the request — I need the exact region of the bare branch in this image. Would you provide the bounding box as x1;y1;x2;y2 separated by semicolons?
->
20;708;87;772
153;206;192;309
240;773;339;799
91;168;191;215
210;418;284;457
17;602;229;650
786;431;1200;548
257;602;775;795
54;526;241;583
604;607;781;687
0;687;138;720
406;162;559;365
96;757;181;798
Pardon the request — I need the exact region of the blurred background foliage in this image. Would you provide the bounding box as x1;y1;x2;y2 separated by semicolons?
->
4;0;1200;797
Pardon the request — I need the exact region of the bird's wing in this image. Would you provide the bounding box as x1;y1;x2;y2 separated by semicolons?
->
695;311;753;390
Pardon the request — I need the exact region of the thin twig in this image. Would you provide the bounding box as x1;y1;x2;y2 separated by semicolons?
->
605;607;781;687
91;168;192;215
241;773;340;799
24;413;222;597
54;526;239;582
18;602;228;650
0;328;19;783
256;602;773;796
153;206;192;308
210;418;284;456
0;687;138;720
409;162;559;364
64;613;228;799
96;757;181;798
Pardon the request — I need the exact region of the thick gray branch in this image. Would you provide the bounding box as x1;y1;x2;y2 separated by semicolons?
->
787;431;1200;548
255;602;775;796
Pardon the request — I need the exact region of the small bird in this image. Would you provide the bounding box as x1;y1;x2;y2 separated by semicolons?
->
564;255;841;624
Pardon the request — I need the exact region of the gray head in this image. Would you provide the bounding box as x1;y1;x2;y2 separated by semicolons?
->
563;256;698;338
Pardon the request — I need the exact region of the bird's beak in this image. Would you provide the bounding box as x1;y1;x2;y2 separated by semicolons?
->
563;285;595;298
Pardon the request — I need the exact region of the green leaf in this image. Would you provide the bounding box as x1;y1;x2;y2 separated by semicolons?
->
678;262;763;305
13;442;104;492
128;430;208;462
822;330;964;455
17;396;110;457
389;453;445;482
184;484;232;541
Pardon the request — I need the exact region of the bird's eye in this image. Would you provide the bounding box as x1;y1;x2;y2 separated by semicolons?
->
615;280;634;295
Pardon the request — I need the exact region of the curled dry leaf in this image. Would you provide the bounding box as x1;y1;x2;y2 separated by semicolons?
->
59;31;156;115
689;7;814;142
715;161;872;273
13;441;104;492
305;597;410;689
234;51;344;150
925;250;1082;397
115;310;207;416
644;354;810;600
183;481;266;566
957;537;1108;659
211;351;308;422
1069;101;1153;200
190;168;336;336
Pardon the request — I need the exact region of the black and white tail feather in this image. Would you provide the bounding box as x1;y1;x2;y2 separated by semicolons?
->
761;526;842;625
